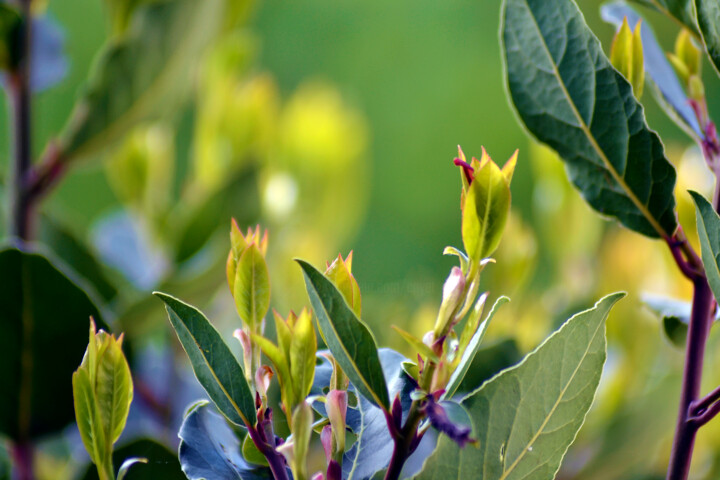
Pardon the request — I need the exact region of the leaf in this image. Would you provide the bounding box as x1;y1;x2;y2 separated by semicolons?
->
289;310;317;401
117;458;148;480
233;244;270;330
59;0;225;161
298;259;390;410
0;247;108;441
242;435;270;466
455;339;522;396
641;292;720;347
629;0;698;34
38;216;117;301
691;192;720;304
601;2;704;139
154;292;256;426
178;402;273;480
444;296;509;399
73;368;107;467
695;0;720;75
392;325;439;362
415;293;624;480
502;0;678;239
81;438;188;480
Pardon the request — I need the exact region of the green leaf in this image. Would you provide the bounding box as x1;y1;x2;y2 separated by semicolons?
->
242;435;270;466
444;296;509;399
96;336;133;444
0;247;108;441
695;0;720;75
59;0;225;161
233;244;270;330
290;311;317;402
416;293;624;480
117;458;148;480
630;0;698;33
154;292;257;426
73;368;107;467
392;325;439;362
297;259;390;410
502;0;677;239
691;192;720;303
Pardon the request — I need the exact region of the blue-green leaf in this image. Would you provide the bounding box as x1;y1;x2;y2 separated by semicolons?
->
502;0;678;239
415;293;624;480
297;259;389;410
178;402;273;480
154;292;256;426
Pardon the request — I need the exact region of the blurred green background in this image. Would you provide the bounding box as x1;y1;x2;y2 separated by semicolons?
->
4;0;720;478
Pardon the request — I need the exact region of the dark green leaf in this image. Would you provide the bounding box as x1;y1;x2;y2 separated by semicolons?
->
0;246;107;441
178;402;273;480
298;259;389;410
691;192;720;304
416;293;624;480
154;292;256;426
60;0;225;161
695;0;720;75
601;3;704;139
81;438;185;480
502;0;678;238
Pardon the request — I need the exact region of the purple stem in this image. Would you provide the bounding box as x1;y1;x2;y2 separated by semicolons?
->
246;420;288;480
11;442;33;480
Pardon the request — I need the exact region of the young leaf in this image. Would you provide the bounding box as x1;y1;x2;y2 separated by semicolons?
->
154;292;257;427
116;458;148;480
233;244;271;330
73;368;107;468
601;3;704;140
691;192;720;303
297;259;390;410
178;402;274;480
502;0;678;239
94;334;133;447
444;296;509;399
60;0;225;162
415;293;624;480
695;0;720;75
289;310;317;402
392;325;439;362
0;247;107;441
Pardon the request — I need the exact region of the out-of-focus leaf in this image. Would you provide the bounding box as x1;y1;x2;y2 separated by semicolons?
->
0;247;107;441
502;0;678;239
298;259;389;410
691;192;720;305
601;2;704;139
175;166;260;263
242;435;269;466
695;0;720;75
444;296;509;399
416;293;624;480
0;4;21;70
629;0;698;34
178;402;273;480
81;438;187;480
60;0;226;162
641;292;720;347
30;15;67;91
155;293;256;427
38;217;117;301
92;210;168;291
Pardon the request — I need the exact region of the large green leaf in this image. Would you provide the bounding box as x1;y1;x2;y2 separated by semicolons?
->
154;292;257;426
297;260;390;410
691;192;720;303
502;0;677;239
695;0;720;75
59;0;226;161
0;247;107;441
415;293;624;480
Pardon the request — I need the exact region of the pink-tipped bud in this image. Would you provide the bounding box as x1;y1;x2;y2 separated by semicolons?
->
434;267;466;334
255;365;273;402
321;425;333;464
326;390;347;452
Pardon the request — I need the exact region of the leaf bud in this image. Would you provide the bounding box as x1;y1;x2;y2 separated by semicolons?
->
609;17;645;98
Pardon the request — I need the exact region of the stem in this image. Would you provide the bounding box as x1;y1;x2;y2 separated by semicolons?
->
11;442;33;480
246;424;288;480
7;0;33;241
666;277;714;479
